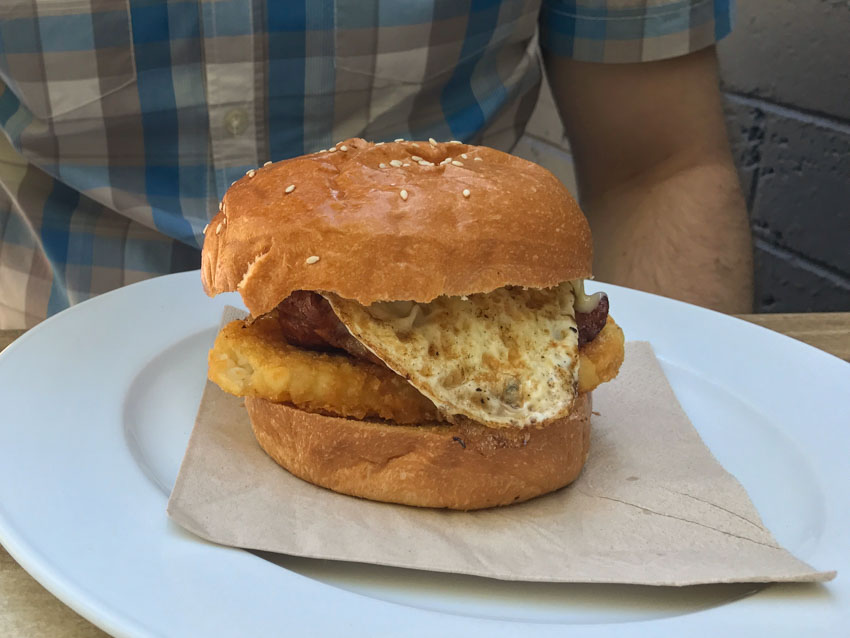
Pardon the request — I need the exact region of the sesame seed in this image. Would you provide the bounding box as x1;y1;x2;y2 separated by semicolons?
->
339;145;348;151
219;201;223;211
318;149;327;153
449;140;462;144
474;157;483;162
203;223;209;233
231;181;237;186
461;153;468;159
285;184;296;193
410;155;422;162
452;160;464;167
462;189;471;198
418;160;430;166
403;162;410;167
264;161;272;166
390;159;403;167
400;189;409;201
247;169;256;177
305;255;320;265
428;137;437;146
375;142;385;146
394;138;404;142
329;147;337;152
379;163;387;168
440;158;451;165
215;223;223;235
222;216;227;225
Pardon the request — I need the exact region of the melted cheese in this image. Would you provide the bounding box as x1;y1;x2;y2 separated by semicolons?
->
570;278;603;314
324;282;580;429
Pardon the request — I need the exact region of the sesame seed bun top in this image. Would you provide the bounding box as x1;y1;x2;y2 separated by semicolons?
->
201;138;592;316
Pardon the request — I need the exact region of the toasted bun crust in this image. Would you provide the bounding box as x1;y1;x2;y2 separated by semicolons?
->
245;393;591;510
202;138;592;316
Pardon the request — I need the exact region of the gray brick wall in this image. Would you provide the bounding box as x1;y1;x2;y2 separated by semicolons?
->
718;0;850;312
518;1;850;312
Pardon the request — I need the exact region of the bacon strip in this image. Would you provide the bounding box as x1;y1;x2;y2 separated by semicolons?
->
275;291;384;365
576;294;609;347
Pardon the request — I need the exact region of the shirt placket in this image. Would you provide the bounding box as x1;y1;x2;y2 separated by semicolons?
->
200;0;263;199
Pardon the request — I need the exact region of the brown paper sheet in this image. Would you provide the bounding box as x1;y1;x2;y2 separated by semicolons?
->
167;308;835;586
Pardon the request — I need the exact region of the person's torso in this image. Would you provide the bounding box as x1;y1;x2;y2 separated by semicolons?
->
0;0;543;246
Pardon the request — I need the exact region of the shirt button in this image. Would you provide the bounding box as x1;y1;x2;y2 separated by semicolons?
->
224;108;249;136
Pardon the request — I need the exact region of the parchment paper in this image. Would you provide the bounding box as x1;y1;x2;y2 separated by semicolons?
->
167;308;835;586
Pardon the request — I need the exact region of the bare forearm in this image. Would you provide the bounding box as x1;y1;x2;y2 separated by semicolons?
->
584;160;753;313
543;47;753;312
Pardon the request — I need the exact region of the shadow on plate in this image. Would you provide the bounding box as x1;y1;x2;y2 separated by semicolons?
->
251;550;785;624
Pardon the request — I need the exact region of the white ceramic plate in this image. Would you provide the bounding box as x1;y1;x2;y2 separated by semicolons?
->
0;272;847;637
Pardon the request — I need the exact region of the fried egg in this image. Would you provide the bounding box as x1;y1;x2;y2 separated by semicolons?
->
325;282;580;429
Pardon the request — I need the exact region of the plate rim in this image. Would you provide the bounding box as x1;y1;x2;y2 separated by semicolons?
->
0;271;847;637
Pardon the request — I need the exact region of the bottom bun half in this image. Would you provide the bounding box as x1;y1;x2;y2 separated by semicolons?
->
245;394;591;510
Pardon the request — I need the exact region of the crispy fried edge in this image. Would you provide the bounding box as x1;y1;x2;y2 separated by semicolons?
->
208;315;442;424
577;316;625;394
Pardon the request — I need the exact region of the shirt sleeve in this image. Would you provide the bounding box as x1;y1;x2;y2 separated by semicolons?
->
539;0;734;63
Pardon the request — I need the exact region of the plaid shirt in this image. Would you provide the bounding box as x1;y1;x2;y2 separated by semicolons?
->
0;0;732;328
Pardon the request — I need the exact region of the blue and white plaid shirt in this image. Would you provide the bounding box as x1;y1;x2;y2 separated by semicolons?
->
0;0;732;327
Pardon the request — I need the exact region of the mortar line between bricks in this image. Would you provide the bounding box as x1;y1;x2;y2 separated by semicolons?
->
724;93;850;135
753;236;850;287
